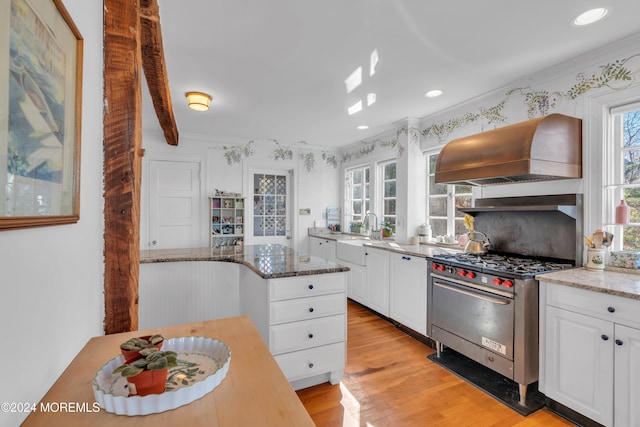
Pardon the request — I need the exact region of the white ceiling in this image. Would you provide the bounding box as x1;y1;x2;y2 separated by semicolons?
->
142;0;640;149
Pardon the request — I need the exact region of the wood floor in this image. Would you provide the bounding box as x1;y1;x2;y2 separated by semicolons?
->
296;301;575;427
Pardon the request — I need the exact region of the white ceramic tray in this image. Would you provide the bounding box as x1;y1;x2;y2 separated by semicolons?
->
93;336;231;416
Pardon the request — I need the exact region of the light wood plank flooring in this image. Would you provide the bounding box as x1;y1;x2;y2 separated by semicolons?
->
297;301;575;426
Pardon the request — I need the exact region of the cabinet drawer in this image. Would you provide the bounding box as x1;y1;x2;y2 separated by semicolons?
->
544;282;640;328
269;273;346;301
270;293;345;325
270;315;345;354
275;342;345;381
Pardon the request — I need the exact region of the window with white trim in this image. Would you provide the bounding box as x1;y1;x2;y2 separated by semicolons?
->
345;166;370;226
606;103;640;251
380;160;396;227
426;152;472;238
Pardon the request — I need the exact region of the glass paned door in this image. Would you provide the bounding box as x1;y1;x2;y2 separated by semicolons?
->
251;172;291;246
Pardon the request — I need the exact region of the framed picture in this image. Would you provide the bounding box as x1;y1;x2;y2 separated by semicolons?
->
0;0;83;230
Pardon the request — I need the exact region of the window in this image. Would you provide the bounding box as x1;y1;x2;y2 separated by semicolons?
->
426;152;472;238
381;161;396;226
606;103;640;250
345;166;369;225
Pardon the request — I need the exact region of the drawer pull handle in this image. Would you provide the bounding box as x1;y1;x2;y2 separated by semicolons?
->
308;333;314;339
601;335;609;341
308;363;314;369
616;339;624;346
308;284;314;290
402;256;411;261
308;307;314;313
607;306;616;313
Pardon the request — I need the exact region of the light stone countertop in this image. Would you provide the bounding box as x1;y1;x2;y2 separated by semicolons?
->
536;267;640;300
308;227;462;258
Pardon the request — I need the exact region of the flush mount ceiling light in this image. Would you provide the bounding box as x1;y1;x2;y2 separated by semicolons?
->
425;89;443;98
185;91;212;111
357;125;369;130
572;8;608;26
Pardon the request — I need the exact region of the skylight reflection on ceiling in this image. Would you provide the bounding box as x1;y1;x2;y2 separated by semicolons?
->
345;67;362;94
348;101;363;115
367;93;376;106
370;49;379;76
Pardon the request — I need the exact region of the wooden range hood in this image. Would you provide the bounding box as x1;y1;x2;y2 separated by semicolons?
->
435;114;582;186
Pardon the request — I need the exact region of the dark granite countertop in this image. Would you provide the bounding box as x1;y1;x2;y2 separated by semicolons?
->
140;244;349;279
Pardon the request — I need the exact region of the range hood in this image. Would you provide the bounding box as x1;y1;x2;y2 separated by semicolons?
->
435;114;582;186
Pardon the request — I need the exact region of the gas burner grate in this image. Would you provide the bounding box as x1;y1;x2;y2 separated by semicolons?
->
432;252;574;275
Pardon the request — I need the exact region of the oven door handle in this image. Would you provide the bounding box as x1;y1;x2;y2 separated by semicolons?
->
433;281;510;305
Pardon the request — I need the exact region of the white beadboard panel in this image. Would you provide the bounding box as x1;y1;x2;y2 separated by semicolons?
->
139;261;240;329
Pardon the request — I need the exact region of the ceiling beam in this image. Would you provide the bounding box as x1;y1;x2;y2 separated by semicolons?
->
140;0;179;146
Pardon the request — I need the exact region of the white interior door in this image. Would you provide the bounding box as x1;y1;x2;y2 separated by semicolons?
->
148;160;201;249
245;168;293;247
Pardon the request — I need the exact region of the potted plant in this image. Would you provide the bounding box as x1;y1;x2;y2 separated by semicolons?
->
380;221;394;238
113;347;178;396
120;334;164;363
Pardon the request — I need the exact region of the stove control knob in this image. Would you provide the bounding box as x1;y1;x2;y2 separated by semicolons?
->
465;271;476;279
492;278;503;286
503;280;514;288
437;264;446;272
431;263;438;270
447;267;456;275
458;270;467;277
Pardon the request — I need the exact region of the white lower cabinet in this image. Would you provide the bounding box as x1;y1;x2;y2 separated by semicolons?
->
343;260;367;305
540;281;640;426
365;247;390;316
241;272;346;390
389;253;427;335
309;237;337;262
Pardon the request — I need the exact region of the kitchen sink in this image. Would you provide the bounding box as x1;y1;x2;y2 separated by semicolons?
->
336;239;369;265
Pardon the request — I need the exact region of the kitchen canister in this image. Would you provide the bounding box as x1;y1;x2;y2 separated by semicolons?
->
418;223;432;244
586;248;606;271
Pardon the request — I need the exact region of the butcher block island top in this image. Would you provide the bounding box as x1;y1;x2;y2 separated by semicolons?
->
23;316;314;426
141;244;349;278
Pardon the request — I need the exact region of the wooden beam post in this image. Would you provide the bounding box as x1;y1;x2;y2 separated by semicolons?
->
103;0;143;334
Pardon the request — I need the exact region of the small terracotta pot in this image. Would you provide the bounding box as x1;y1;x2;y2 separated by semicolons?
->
126;368;168;396
382;229;391;238
120;335;163;364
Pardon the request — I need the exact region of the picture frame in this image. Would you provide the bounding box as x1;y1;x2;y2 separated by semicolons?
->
0;0;83;230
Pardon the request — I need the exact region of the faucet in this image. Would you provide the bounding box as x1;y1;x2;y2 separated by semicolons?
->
363;211;380;239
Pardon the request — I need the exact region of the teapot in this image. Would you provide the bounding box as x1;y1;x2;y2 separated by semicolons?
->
464;231;491;254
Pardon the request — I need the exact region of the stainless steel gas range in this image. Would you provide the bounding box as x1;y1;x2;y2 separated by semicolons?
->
427;194;583;406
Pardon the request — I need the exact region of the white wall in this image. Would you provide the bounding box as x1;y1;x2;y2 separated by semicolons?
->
140;132;340;252
0;1;104;425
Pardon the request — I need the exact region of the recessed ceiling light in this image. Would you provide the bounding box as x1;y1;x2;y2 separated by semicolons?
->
573;8;608;26
425;89;443;98
357;125;369;130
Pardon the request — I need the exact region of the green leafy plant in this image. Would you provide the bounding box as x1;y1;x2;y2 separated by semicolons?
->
119;334;164;352
380;221;394;237
113;348;179;377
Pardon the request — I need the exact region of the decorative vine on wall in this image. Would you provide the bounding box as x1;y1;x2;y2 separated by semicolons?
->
218;53;640;172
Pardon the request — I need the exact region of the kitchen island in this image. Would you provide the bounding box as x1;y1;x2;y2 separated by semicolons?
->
22;316;315;427
140;244;349;390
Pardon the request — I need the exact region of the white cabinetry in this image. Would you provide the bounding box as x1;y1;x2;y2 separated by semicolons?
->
309;237;337;262
389;253;427;335
365;247;390;316
240;271;346;390
540;281;640;426
343;260;367;304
